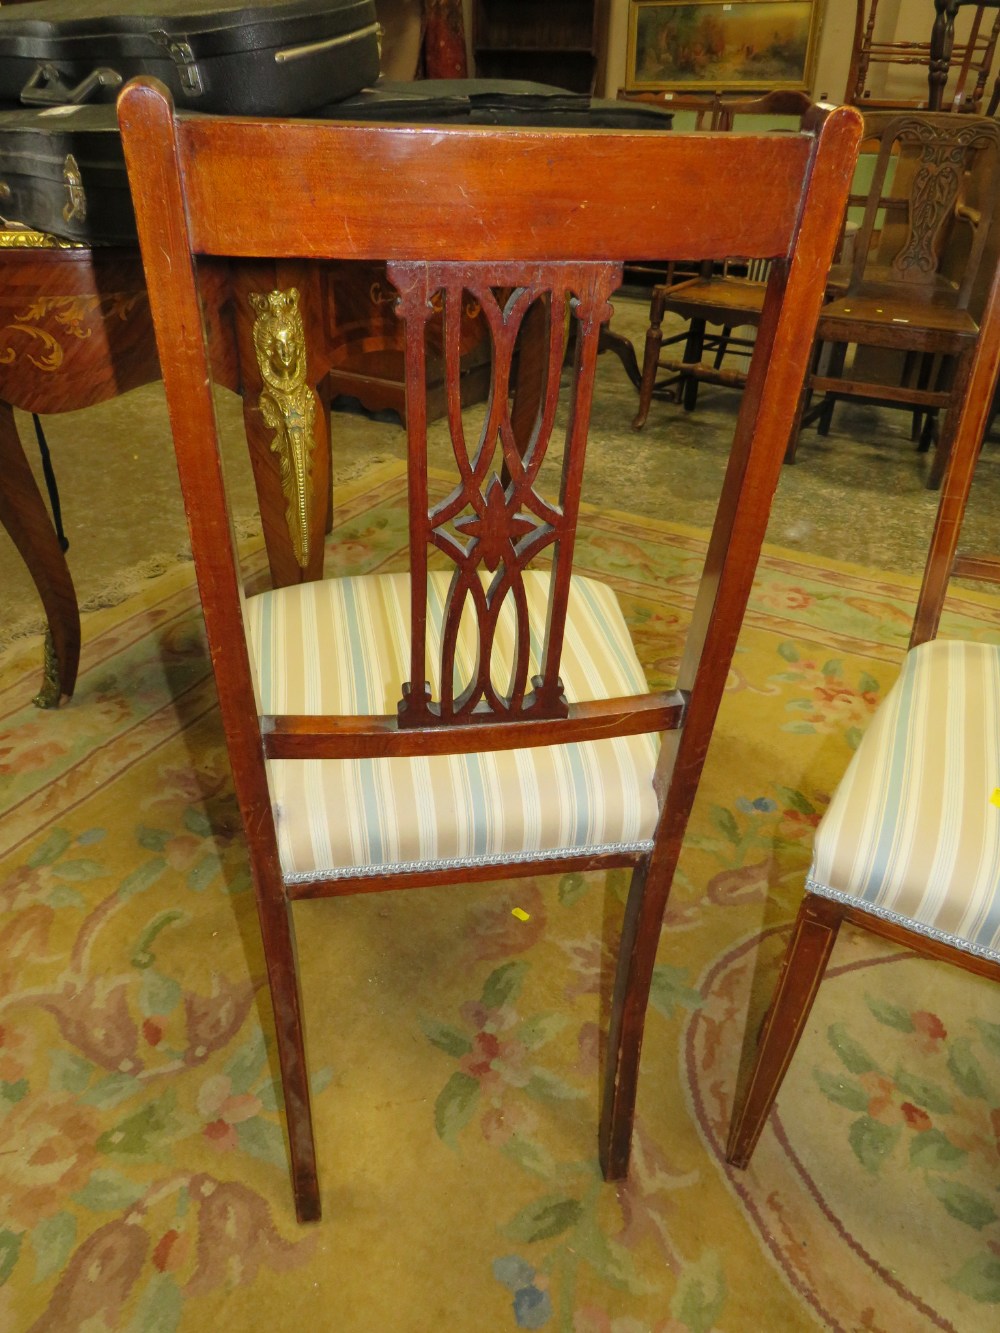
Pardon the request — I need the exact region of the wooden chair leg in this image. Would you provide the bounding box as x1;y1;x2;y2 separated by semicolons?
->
599;854;672;1179
632;289;667;430
909;351;934;444
783;367;814;464
928;348;974;490
681;318;706;412
255;892;321;1222
817;341;848;436
726;892;843;1170
713;324;734;369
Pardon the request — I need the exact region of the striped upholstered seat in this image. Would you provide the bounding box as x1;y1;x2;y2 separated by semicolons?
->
244;570;660;884
808;638;1000;963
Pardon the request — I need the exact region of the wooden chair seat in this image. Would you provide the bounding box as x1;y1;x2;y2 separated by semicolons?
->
662;275;767;324
247;569;660;882
818;287;979;343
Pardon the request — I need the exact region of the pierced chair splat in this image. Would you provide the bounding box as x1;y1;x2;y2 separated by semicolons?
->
118;79;861;1222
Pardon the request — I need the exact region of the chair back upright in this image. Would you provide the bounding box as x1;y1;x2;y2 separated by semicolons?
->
912;259;1000;645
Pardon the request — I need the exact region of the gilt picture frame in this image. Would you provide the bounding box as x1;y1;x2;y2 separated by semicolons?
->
625;0;822;94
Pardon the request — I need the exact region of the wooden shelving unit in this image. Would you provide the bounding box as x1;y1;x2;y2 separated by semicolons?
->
472;0;598;94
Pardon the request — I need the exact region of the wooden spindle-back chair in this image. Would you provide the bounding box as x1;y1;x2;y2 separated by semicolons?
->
849;0;1000;113
117;77;861;1222
629;90;814;428
930;0;1000;113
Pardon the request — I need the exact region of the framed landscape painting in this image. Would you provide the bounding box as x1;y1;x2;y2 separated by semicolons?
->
625;0;822;93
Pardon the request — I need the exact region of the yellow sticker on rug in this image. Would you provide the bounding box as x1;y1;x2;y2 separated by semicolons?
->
511;907;530;921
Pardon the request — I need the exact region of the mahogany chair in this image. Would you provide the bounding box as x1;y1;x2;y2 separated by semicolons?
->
727;255;1000;1170
792;111;1000;485
117;77;860;1222
848;0;1000;113
630;90;813;428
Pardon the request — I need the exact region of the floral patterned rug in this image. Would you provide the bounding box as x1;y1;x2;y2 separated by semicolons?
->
2;460;999;1333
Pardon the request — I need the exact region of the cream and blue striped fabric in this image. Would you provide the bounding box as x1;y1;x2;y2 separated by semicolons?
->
808;638;1000;962
244;570;660;883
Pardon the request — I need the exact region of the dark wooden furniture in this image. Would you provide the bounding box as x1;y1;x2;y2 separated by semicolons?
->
794;112;1000;485
628;91;813;429
931;0;1000;111
118;77;860;1222
0;236;333;705
325;259;491;423
849;0;1000;112
472;0;598;93
0;241;158;706
726;255;1000;1172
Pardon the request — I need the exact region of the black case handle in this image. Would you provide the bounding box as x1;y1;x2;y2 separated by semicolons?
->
21;62;123;107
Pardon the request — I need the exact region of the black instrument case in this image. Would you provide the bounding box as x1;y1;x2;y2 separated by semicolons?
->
0;81;674;247
0;0;380;116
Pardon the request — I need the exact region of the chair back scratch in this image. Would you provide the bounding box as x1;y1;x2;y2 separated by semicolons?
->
118;78;861;1222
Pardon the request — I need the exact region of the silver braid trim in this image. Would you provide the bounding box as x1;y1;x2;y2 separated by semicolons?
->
284;839;654;885
805;877;1000;965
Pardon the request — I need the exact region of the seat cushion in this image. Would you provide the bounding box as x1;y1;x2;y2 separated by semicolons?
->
244;570;660;883
808;639;1000;962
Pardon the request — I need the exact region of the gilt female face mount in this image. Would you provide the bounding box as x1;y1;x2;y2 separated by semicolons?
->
625;0;821;93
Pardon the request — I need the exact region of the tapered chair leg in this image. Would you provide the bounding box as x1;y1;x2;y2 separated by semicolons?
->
633;289;667;430
817;342;848;436
599;855;673;1180
910;351;935;445
256;893;321;1222
714;325;734;369
929;347;974;490
726;892;843;1169
784;371;814;464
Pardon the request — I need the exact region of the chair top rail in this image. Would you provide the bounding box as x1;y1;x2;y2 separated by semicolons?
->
119;81;838;265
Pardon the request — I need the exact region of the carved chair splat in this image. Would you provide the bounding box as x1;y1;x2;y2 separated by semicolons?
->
118;78;861;1222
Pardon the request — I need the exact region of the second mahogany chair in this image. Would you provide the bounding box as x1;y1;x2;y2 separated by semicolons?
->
118;78;860;1222
727;256;1000;1170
